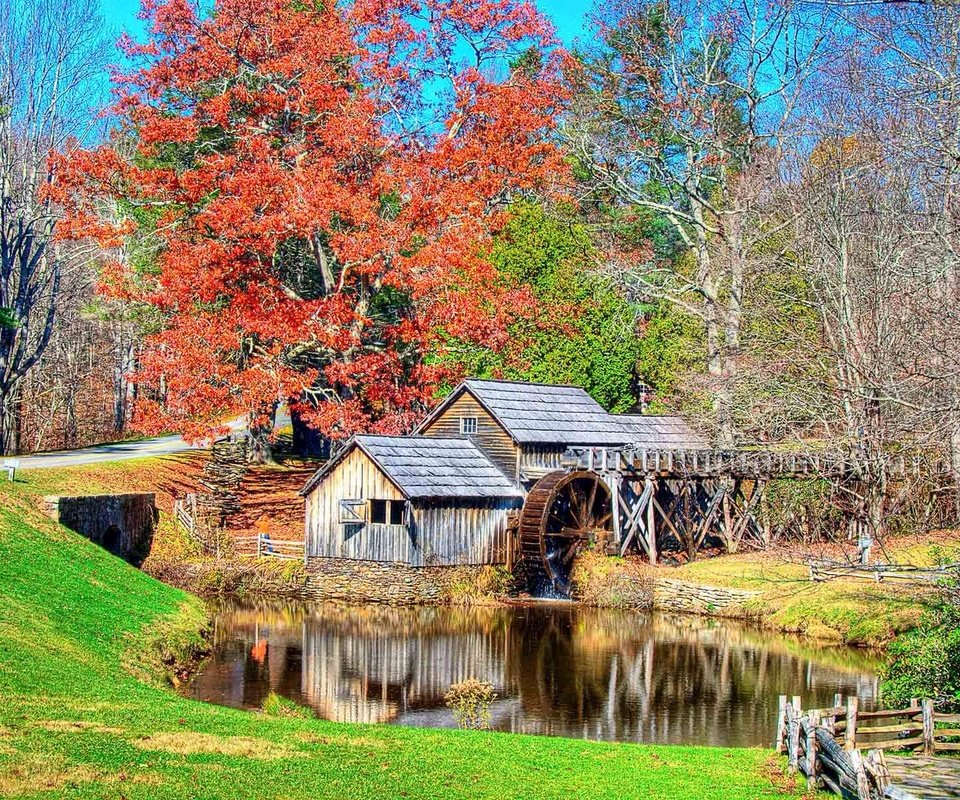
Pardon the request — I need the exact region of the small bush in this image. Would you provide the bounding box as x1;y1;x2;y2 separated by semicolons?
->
444;566;512;605
445;679;496;730
261;692;314;719
881;604;960;709
570;549;654;608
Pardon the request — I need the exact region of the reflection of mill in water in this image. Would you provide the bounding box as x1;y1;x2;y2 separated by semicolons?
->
291;605;880;746
301;607;507;726
188;603;880;746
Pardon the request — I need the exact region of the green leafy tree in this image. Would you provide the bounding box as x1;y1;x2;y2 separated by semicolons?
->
449;203;644;412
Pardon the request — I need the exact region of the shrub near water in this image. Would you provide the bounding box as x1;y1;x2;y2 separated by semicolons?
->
571;549;654;608
444;566;513;604
445;679;496;730
881;600;960;709
261;692;314;719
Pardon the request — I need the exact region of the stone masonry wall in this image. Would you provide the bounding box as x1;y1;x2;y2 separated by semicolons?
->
653;578;760;613
45;493;157;566
302;555;760;612
304;557;501;605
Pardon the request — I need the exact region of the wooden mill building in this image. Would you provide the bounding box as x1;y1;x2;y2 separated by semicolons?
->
301;379;703;577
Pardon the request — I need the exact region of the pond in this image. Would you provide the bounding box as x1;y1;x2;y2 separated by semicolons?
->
186;600;882;747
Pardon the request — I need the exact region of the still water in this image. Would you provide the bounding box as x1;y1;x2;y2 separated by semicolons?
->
186;601;882;747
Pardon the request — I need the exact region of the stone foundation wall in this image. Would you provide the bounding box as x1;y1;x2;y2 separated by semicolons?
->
303;555;759;612
45;493;157;565
304;557;505;605
653;578;759;613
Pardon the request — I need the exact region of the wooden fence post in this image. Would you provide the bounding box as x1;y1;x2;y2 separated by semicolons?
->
806;710;820;790
849;748;871;800
787;697;801;774
257;533;262;559
776;695;787;753
845;696;858;751
922;698;935;756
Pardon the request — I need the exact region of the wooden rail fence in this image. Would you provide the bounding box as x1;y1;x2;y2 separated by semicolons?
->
231;533;305;561
571;447;948;480
174;494;304;561
776;695;960;799
808;560;958;586
173;493;199;538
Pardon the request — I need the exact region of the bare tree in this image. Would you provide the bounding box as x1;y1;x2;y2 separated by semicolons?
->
0;0;109;453
568;0;833;446
854;3;960;516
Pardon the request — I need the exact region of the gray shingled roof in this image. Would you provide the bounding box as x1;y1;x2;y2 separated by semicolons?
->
462;379;705;447
301;435;521;500
614;415;707;450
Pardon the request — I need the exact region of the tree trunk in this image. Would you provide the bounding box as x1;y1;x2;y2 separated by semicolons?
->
0;384;21;456
247;407;277;464
113;339;136;436
290;403;329;459
718;229;747;450
951;419;960;524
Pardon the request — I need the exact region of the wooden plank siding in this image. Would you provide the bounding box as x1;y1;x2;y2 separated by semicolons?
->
419;393;519;482
306;445;520;566
415;498;520;565
306;447;411;562
519;445;567;473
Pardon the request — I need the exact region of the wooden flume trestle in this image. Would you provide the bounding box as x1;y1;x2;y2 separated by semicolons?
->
517;446;928;591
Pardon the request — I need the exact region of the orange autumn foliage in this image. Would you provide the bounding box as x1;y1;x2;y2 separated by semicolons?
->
52;0;567;441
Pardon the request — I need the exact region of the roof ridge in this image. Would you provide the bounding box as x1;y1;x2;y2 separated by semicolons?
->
612;413;690;420
465;377;589;390
357;433;475;444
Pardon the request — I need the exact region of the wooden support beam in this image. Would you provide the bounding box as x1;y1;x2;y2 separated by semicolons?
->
617;480;654;560
693;483;725;548
646;478;657;565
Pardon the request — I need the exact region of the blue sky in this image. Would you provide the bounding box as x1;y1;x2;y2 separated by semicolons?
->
97;0;594;47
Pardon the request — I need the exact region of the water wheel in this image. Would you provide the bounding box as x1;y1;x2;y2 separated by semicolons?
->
519;470;613;595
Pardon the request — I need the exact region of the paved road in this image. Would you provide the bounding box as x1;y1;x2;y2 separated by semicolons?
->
11;418;247;470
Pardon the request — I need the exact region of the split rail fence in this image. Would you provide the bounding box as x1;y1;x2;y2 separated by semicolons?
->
174;494;304;560
231;534;305;560
776;695;960;799
808;560;959;586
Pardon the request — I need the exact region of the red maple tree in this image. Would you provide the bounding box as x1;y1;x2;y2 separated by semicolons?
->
53;0;566;449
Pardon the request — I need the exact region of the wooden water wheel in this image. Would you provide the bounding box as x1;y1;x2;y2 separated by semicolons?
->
518;470;613;595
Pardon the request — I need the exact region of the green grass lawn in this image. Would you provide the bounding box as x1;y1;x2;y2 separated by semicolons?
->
0;473;800;800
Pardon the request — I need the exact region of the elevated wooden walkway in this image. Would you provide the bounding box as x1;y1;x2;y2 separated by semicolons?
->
886;755;960;799
556;446;949;563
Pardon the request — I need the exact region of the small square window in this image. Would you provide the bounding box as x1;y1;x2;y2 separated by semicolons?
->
460;416;478;435
370;499;388;524
389;500;406;526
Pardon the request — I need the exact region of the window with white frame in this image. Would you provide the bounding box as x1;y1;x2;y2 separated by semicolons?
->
459;416;478;435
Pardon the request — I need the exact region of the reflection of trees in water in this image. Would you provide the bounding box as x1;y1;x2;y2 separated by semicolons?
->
189;602;881;746
189;614;304;711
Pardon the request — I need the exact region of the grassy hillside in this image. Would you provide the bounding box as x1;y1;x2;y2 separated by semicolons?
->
674;548;937;647
0;473;798;800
